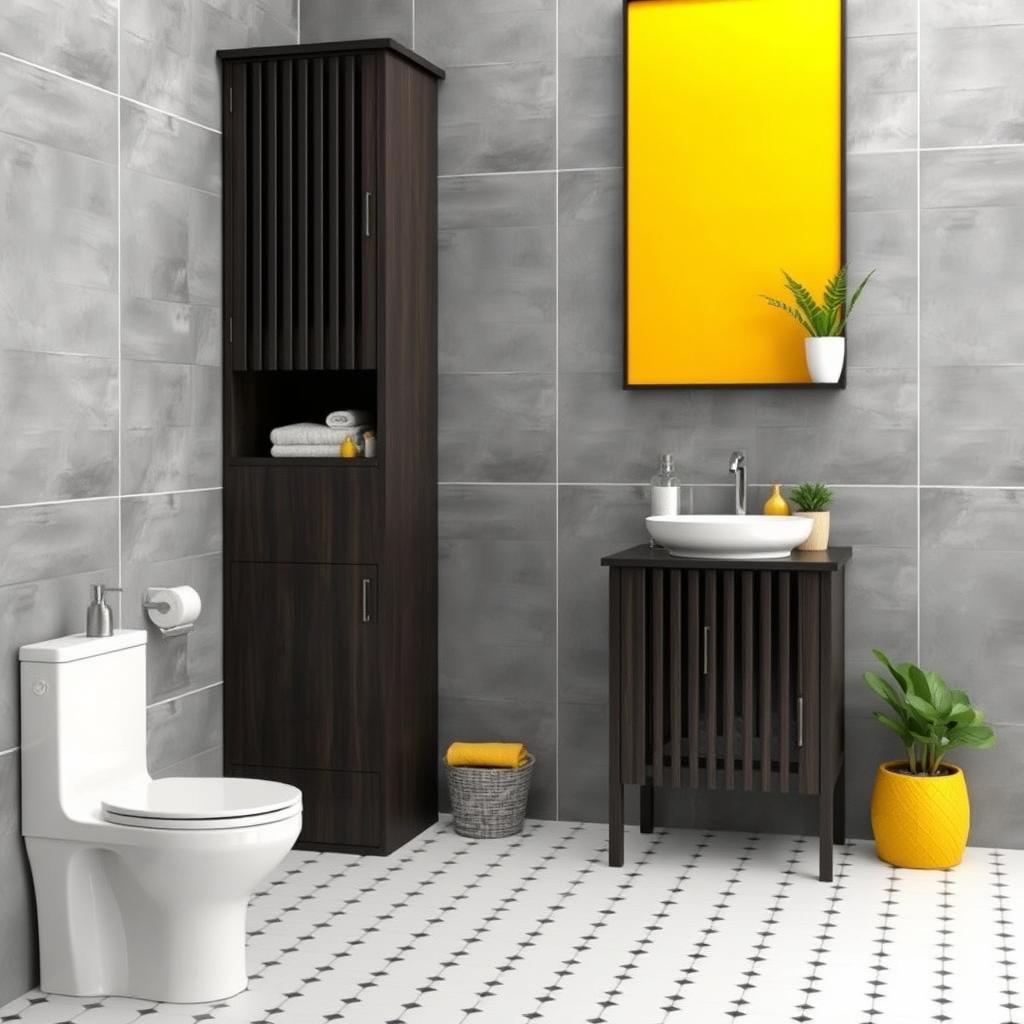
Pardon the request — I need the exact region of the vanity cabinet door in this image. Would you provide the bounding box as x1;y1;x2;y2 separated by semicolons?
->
225;561;380;772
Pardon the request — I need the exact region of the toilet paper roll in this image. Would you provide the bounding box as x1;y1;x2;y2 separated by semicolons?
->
146;586;202;630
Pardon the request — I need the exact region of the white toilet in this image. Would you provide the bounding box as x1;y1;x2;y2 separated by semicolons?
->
19;629;302;1003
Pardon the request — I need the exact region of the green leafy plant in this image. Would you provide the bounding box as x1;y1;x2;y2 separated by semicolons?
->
789;482;834;512
864;649;996;776
761;265;875;337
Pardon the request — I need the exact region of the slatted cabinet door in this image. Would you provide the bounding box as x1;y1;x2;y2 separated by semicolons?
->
224;54;377;371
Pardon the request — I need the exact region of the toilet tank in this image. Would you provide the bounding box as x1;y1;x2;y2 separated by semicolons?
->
20;630;149;838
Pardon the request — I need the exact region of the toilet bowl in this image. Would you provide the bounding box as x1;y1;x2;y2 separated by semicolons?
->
19;630;302;1003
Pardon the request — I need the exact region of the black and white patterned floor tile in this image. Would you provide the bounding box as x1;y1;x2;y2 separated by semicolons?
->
1;818;1020;1024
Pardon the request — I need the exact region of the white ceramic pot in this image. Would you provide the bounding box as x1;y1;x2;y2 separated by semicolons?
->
805;336;845;384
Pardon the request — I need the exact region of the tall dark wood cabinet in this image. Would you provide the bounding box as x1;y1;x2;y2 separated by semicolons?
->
217;40;444;855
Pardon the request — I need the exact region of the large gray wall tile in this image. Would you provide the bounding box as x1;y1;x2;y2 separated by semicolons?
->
921;147;1024;368
0;754;36;1008
439;485;555;707
301;0;412;46
122;491;222;703
558;0;621;169
846;33;917;154
439;373;555;482
147;684;223;775
417;0;555;174
847;0;915;37
920;489;1024;720
557;701;608;824
439;174;555;373
120;0;296;130
559;169;622;373
0;0;116;89
922;22;1024;147
557;485;647;704
152;745;223;779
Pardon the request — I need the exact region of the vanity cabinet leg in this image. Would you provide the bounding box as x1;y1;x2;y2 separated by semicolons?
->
609;783;624;867
834;763;846;845
818;786;834;882
640;784;654;834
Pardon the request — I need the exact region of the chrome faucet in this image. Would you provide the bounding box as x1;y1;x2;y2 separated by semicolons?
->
729;450;747;515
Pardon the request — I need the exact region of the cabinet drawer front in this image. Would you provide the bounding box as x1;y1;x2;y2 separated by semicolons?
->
226;562;380;772
230;765;381;849
226;466;380;562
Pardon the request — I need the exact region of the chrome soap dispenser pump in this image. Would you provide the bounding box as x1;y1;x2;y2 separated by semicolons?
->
86;583;123;638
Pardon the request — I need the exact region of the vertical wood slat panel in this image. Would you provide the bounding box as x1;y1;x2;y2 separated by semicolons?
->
741;571;754;791
798;574;821;794
722;570;735;790
760;572;773;792
294;58;309;369
704;571;717;790
686;570;700;788
325;57;341;369
310;58;325;368
778;572;791;794
263;61;279;370
620;569;647;785
357;56;377;369
248;61;263;370
278;61;294;369
669;570;682;788
342;56;357;369
651;570;664;786
227;64;247;370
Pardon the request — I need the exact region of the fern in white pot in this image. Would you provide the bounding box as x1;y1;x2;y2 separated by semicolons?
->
761;266;874;383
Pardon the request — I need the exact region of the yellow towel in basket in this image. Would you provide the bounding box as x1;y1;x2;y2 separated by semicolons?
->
445;742;528;769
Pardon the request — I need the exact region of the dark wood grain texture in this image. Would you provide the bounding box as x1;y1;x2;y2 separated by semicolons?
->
221;42;442;855
606;550;849;881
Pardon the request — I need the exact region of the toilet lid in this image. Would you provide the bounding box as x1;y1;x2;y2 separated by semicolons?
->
102;777;301;827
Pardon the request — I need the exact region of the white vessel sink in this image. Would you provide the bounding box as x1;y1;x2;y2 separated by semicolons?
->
646;514;813;559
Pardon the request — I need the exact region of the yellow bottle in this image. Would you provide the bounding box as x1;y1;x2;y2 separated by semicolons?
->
763;483;790;516
339;435;359;459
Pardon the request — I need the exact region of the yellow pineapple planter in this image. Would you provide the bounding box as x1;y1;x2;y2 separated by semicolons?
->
871;761;970;869
864;648;995;871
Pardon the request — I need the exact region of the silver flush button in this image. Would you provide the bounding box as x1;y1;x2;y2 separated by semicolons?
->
32;680;47;696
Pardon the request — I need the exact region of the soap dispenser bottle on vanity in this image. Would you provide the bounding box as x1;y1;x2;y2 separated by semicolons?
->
650;454;681;516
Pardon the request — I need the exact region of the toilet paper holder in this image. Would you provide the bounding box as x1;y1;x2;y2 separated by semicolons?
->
143;588;196;638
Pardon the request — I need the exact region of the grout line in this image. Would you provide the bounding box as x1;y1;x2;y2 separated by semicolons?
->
0;486;223;513
412;0;416;49
553;0;560;821
437;481;1024;490
297;0;301;44
0;49;221;136
146;679;223;710
437;165;622;180
916;0;922;663
116;0;123;594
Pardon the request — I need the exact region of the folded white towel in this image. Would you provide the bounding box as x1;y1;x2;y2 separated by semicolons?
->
269;422;372;446
271;443;364;458
326;409;372;429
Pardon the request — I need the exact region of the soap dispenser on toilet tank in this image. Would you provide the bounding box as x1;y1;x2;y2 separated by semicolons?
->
85;584;122;638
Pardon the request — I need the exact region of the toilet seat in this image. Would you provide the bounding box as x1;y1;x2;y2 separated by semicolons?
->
102;777;301;831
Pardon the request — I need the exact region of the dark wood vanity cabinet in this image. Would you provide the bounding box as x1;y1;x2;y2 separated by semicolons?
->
603;546;851;881
218;40;444;854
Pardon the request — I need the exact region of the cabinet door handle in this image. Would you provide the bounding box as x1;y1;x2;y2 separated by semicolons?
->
797;696;804;748
363;191;372;238
702;625;710;675
361;578;372;623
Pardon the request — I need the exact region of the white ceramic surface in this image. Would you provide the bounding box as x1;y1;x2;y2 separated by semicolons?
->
645;514;813;559
19;630;302;1003
805;336;845;383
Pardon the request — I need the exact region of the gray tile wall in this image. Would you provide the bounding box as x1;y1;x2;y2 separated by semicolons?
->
304;0;1024;850
0;0;297;1005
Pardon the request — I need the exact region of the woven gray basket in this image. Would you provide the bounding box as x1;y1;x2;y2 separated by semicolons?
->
446;754;535;839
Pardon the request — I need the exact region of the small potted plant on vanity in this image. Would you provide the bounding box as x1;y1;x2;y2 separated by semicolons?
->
761;265;874;383
789;482;833;551
864;649;996;869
